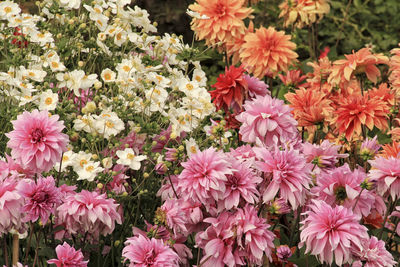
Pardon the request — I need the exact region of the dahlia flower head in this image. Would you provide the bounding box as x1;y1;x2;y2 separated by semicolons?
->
351;236;396;267
369;156;400;200
6;109;69;173
56;190;122;239
302;140;347;170
243;74;270;98
176;147;232;211
189;0;252;49
311;164;375;217
0;178;24;235
240;26;298;78
360;136;381;160
158;198;189;236
47;242;88;267
0;154;34;179
18;176;62;223
236;94;299;148
254;146;311;209
300;200;369;266
122;234;180;267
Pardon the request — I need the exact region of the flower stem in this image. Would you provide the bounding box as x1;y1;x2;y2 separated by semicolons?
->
12;233;19;266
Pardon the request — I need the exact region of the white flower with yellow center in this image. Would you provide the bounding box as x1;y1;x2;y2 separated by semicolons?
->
38;89;58;111
185;137;199;157
54;150;76;172
114;28;127;47
59;0;81;10
145;86;168;113
177;78;200;98
29;30;54;46
116;148;147;170
18;93;38;106
94;110;125;139
192;68;207;87
21;68;47;82
147;72;171;88
73;114;95;133
48;60;66;72
76;161;104;182
0;1;21;19
116;59;135;78
101;68;116;83
71;151;93;172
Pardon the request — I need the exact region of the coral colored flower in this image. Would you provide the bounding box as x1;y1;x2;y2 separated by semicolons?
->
236;94;298;147
210;65;248;113
122;234;179;267
389;44;400;95
379;141;400;158
6;109;69;173
351;236;396;267
278;70;307;87
328;48;389;85
369;83;395;106
176;148;231;210
0;178;24;235
285;87;333;127
254;146;310;209
218;159;261;211
225;21;254;65
18;176;61;223
233;205;275;264
240;26;298;78
311;164;375;217
279;0;330;29
56;190;122;239
300;200;369;265
333;93;389;141
302;140;347;169
369;156;400;200
189;0;252;49
243;74;270;98
47;242;88;267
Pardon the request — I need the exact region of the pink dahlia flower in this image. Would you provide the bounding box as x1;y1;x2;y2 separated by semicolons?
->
276;245;292;263
369;156;400;199
122;234;180;267
360;136;381;160
0;178;24;235
311;165;375;217
176;148;231;210
391;206;400;236
0;154;34;179
300;200;369;265
302;140;347;169
234;205;275;264
351;236;396;267
6;110;69;173
18;176;62;223
218;160;261;211
236;94;298;147
158;198;189;236
47;242;88;267
56;190;122;239
254;146;311;209
244;74;270;98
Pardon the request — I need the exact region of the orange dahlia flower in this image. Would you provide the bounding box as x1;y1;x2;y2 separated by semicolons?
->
328;48;389;86
333;93;390;141
389;44;400;96
285;87;333;127
189;0;253;50
368;83;395;107
279;0;330;29
379;141;400;158
225;21;254;65
240;26;298;78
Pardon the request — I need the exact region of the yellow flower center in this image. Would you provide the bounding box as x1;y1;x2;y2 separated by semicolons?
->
123;65;131;72
156;76;163;83
106;121;114;128
195;75;201;82
4;7;12;13
86;165;94;172
45;97;53;105
186;83;194;90
62;155;69;162
190;146;197;153
37;33;45;38
104;73;111;80
127;153;135;160
51;61;59;68
80;159;88;167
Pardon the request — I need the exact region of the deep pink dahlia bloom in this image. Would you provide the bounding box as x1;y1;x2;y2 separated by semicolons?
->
369;156;400;200
311;165;375;217
122;234;180;267
56;190;122;239
218;160;261;211
243;74;270;98
236;94;298;147
351;236;396;267
254;146;311;209
47;242;88;267
6;110;69;173
276;245;292;263
0;178;24;235
176;148;231;210
18;176;62;223
0;154;34;179
234;205;275;264
300;200;369;265
159;198;189;236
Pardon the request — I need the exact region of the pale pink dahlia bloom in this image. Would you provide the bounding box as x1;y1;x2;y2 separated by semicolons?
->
236;94;298;147
218;159;261;211
47;242;88;267
302;140;347;169
56;190;122;239
176;148;231;210
300;200;369;266
234;205;275;264
18;176;61;223
311;165;375;217
122;234;180;267
0;154;34;179
0;178;24;235
369;156;400;199
6;110;69;173
243;74;270;98
351;236;396;267
254;146;311;209
158;198;189;236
